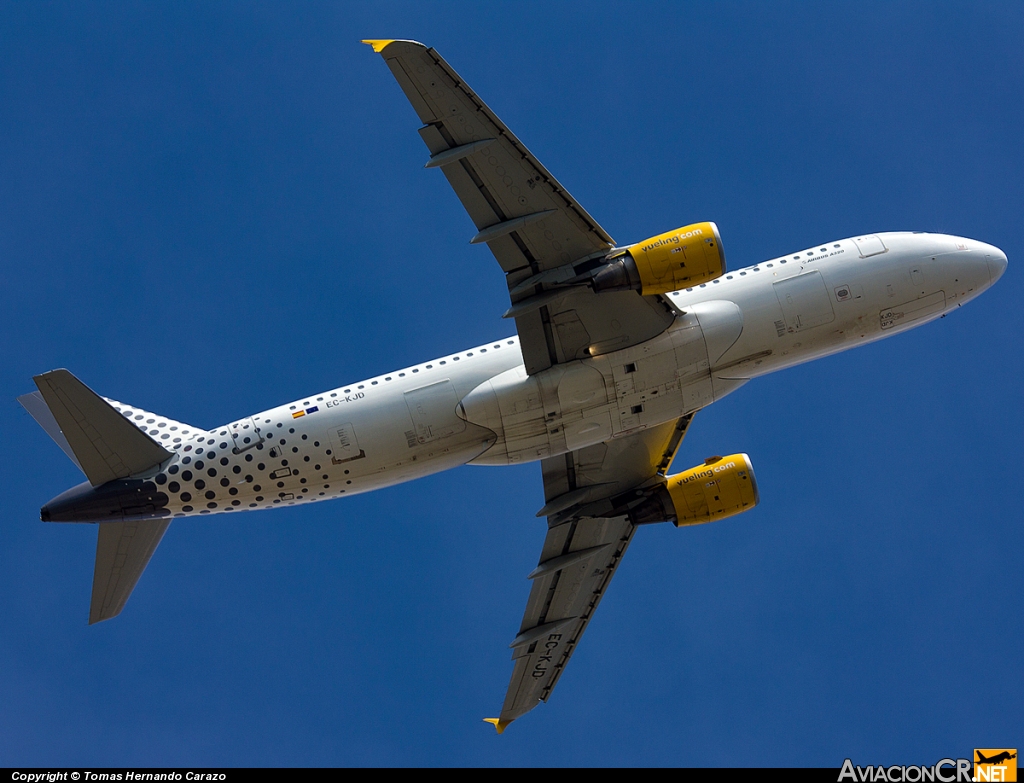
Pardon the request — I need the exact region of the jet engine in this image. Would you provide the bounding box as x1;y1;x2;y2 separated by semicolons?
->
629;453;759;527
583;221;726;295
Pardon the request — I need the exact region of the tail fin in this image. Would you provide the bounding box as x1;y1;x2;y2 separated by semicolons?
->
27;370;173;486
18;389;84;473
23;370;182;624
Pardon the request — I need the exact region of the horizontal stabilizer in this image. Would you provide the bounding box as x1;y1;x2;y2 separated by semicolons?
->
18;390;84;472
90;518;171;624
32;370;172;486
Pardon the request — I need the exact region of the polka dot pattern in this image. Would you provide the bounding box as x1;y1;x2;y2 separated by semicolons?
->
109;336;524;519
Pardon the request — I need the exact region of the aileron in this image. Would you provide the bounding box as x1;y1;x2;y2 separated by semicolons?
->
491;414;698;728
367;39;678;375
21;39;1001;739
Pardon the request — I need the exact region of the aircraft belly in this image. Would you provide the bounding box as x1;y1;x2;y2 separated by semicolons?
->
151;234;994;514
327;386;496;487
466;323;717;464
150;345;520;515
693;244;970;381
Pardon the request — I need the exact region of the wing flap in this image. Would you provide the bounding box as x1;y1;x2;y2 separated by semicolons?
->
514;290;675;375
373;40;614;270
369;40;678;375
492;414;697;728
540;413;695;511
499;515;635;722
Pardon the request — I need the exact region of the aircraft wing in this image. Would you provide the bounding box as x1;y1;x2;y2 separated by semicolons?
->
488;413;695;731
365;40;675;374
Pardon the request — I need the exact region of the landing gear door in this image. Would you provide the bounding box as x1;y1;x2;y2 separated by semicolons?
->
230;417;264;453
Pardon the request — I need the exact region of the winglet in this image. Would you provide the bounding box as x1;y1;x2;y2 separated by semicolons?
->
483;718;511;735
361;39;396;53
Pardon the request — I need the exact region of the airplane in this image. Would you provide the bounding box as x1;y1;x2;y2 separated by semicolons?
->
977;752;1017;765
19;39;1007;734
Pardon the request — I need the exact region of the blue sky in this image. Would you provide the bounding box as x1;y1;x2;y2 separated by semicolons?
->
2;2;1021;767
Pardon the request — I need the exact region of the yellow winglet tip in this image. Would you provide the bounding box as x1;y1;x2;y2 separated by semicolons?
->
361;39;396;53
483;718;511;734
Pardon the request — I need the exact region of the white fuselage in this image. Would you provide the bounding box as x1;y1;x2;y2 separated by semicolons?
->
120;232;1003;519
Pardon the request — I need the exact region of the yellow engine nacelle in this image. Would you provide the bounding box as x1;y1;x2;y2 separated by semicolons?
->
590;221;726;296
629;453;759;527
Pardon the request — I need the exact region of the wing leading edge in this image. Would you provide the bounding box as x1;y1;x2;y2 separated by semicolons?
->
364;39;695;732
364;40;675;374
489;414;695;730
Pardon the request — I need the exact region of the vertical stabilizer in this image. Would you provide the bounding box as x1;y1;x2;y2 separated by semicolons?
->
32;370;173;486
18;390;84;472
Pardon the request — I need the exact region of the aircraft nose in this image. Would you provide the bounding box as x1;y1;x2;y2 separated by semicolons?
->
987;247;1008;285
